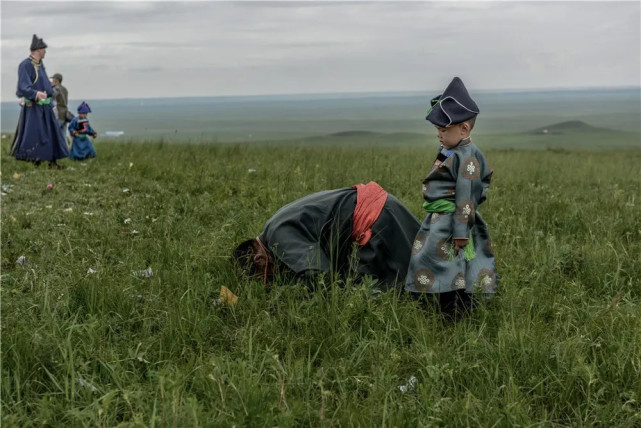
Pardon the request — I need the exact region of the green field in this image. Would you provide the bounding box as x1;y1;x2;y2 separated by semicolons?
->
1;136;640;426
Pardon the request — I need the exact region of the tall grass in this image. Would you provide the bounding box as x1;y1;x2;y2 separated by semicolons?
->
1;141;640;426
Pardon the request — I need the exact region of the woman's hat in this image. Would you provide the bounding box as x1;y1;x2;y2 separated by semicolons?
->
426;77;479;127
30;34;47;51
77;102;92;114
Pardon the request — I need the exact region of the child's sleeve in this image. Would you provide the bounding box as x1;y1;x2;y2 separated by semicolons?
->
453;153;482;239
68;117;76;134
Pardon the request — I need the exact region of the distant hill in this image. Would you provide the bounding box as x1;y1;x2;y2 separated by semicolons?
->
326;131;379;138
528;120;609;135
302;130;427;145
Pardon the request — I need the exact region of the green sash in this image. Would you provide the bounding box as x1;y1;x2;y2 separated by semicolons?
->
423;199;475;261
23;97;52;106
423;199;455;213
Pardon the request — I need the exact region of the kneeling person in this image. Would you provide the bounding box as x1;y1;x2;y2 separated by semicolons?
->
232;182;420;290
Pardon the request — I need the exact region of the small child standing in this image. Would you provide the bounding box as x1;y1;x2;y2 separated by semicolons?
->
68;101;97;160
405;77;497;313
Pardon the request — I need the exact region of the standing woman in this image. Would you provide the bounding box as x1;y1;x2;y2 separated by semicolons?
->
10;34;69;168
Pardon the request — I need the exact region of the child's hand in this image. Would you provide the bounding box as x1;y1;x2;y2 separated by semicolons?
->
453;238;469;256
72;131;78;137
92;132;98;138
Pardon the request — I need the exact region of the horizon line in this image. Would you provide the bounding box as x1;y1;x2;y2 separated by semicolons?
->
1;84;639;104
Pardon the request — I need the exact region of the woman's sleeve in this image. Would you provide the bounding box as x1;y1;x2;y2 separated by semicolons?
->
16;62;37;100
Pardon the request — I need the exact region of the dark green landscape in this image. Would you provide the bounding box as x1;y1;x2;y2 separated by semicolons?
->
1;87;640;426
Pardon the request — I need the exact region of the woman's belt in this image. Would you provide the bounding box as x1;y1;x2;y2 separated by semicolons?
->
23;97;52;106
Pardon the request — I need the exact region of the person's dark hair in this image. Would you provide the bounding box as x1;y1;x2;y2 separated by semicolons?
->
231;239;258;276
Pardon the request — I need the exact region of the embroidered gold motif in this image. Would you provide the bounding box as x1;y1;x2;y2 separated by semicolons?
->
411;233;426;255
456;200;475;223
415;269;435;291
461;157;481;180
452;273;466;290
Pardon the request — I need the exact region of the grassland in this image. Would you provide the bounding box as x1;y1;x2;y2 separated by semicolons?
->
1;138;640;427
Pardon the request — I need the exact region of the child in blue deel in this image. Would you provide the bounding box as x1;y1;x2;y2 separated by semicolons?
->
405;77;498;314
68;101;98;160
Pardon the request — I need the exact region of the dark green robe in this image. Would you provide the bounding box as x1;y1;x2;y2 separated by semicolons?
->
259;187;420;290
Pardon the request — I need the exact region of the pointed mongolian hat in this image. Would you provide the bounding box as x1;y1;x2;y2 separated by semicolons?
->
426;77;479;127
30;34;47;51
77;102;92;114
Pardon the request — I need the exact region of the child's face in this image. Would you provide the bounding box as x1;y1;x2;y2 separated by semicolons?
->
78;113;87;119
434;124;465;148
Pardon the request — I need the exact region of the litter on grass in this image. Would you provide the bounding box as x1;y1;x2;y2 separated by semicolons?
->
16;255;26;265
76;378;98;393
134;267;153;278
215;286;239;307
398;376;418;393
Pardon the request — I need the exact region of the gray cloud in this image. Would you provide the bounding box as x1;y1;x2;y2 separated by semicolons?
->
1;1;639;101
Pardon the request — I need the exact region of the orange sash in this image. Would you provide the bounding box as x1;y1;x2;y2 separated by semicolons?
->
352;181;388;246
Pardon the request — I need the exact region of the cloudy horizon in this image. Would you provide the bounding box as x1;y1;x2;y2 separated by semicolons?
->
1;1;639;102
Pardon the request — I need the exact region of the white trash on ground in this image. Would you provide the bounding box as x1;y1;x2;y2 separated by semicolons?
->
398;375;418;393
134;267;153;278
76;377;98;393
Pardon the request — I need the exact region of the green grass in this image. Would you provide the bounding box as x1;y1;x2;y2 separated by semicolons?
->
1;139;640;426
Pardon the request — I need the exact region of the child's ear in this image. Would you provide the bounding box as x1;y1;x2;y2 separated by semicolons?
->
460;121;470;134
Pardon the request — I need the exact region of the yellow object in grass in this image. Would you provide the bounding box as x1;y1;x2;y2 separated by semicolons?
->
219;286;238;307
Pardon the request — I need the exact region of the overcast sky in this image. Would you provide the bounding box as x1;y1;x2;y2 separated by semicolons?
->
1;1;639;101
